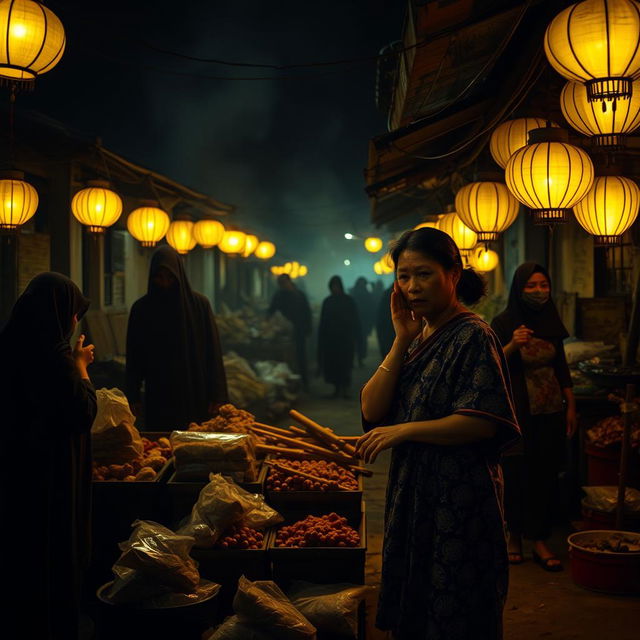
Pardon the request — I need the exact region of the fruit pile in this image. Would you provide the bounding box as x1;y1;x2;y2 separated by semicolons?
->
266;458;358;492
587;415;640;448
92;436;172;482
275;513;360;548
215;525;265;550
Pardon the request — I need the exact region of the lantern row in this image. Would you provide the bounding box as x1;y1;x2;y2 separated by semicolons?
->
271;262;308;278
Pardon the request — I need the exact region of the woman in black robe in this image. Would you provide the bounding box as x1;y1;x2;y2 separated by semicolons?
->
0;272;97;639
317;275;361;398
125;245;228;429
491;263;575;571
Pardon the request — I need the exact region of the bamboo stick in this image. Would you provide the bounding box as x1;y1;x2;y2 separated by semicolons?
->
252;422;296;437
288;425;340;451
289;409;357;456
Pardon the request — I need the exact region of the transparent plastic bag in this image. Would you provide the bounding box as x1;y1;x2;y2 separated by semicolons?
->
177;474;282;548
582;486;640;512
233;576;317;640
205;615;274;640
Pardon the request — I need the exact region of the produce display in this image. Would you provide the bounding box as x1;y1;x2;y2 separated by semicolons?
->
586;415;640;448
215;525;265;550
92;436;172;482
275;513;360;548
580;533;640;554
266;458;358;492
223;353;270;408
189;403;256;435
217;307;293;346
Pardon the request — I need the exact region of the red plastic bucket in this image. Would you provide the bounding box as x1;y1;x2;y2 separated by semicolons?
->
585;445;640;489
568;530;640;595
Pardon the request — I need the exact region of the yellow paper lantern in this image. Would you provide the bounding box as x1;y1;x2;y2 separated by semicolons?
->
0;0;66;83
380;253;395;273
71;181;122;233
283;261;292;274
573;175;640;245
364;236;383;253
255;240;276;259
193;219;225;248
470;247;499;272
505;128;594;225
454;182;519;242
414;220;440;230
373;261;384;275
166;220;196;255
289;261;301;278
544;0;640;102
127;205;170;247
489;118;558;168
242;234;259;258
560;80;640;147
270;265;280;275
219;230;246;254
437;212;478;256
0;172;38;229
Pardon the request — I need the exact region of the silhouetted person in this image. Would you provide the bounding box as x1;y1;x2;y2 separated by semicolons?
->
376;283;395;358
268;273;312;387
349;276;375;365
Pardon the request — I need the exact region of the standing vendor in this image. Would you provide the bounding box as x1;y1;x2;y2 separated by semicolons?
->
125;245;228;429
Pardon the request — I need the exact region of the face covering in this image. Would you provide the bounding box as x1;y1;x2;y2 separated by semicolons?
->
522;290;549;309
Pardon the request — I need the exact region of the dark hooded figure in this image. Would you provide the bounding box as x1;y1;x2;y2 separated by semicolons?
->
491;262;575;572
317;275;361;398
375;283;395;358
349;276;375;365
125;246;228;429
0;272;97;639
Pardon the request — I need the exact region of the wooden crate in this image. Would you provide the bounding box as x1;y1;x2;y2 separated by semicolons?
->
268;503;367;585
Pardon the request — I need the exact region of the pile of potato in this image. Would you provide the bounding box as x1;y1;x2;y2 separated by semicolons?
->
214;525;265;550
92;436;172;482
266;458;358;492
275;513;360;548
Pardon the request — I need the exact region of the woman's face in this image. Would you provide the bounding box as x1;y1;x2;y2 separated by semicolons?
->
522;271;550;307
524;272;550;293
396;250;459;320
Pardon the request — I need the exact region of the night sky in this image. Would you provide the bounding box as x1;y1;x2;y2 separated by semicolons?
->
22;0;405;301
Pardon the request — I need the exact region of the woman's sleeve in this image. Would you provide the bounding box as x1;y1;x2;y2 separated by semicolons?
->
448;326;521;453
554;339;573;389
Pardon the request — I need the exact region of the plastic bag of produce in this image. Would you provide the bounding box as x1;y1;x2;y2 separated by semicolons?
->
171;431;258;482
177;474;282;548
285;581;373;637
204;615;274;640
107;520;200;603
233;576;317;640
582;486;640;512
92;388;143;463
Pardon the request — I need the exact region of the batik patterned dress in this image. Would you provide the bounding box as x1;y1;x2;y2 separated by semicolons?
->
368;312;520;639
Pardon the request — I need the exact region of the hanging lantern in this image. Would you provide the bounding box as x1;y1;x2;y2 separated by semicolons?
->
437;212;478;256
0;171;37;229
373;261;384;275
0;0;66;84
218;230;246;254
414;220;439;230
255;240;276;259
470;247;500;272
573;175;640;245
489;118;558;168
242;234;259;258
270;265;280;275
380;253;395;273
560;80;640;148
505;127;594;225
544;0;640;103
127;204;170;247
71;181;122;233
193;219;225;248
454;182;519;242
289;261;301;278
364;236;383;252
166;220;196;255
299;265;308;277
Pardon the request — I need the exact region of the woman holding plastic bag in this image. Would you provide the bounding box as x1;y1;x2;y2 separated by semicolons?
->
0;272;97;639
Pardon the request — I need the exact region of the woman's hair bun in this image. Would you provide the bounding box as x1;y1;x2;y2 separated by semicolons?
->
457;267;487;305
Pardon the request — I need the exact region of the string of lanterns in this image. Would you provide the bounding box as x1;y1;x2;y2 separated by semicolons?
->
271;262;308;278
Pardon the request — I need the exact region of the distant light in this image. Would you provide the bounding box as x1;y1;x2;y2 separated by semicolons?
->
344;233;354;240
344;259;351;266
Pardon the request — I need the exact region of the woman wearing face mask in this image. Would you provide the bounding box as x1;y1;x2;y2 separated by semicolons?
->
491;263;576;572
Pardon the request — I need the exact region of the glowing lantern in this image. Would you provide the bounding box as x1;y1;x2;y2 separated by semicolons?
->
283;262;292;274
219;230;246;254
489;118;558;168
544;0;640;103
71;181;122;233
299;265;308;276
454;182;519;242
505;127;594;225
437;212;478;256
166;220;196;255
290;261;301;278
573;175;640;245
242;234;259;258
560;80;640;147
255;240;276;259
414;220;439;230
0;0;66;83
470;247;500;272
381;253;395;274
364;236;383;252
0;171;37;229
193;219;225;248
270;265;280;275
127;204;170;247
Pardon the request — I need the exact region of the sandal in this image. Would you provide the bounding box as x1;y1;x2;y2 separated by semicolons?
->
508;550;524;565
532;549;563;572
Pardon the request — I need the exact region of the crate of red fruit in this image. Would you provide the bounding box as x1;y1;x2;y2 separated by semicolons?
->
265;457;363;518
269;508;366;584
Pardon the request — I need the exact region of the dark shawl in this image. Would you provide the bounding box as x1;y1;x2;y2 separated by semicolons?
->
318;277;361;386
491;263;572;421
375;284;395;358
125;246;228;429
0;272;97;639
364;313;520;639
268;286;312;335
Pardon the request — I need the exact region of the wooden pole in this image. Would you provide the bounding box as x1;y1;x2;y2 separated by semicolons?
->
624;268;640;366
615;383;635;530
